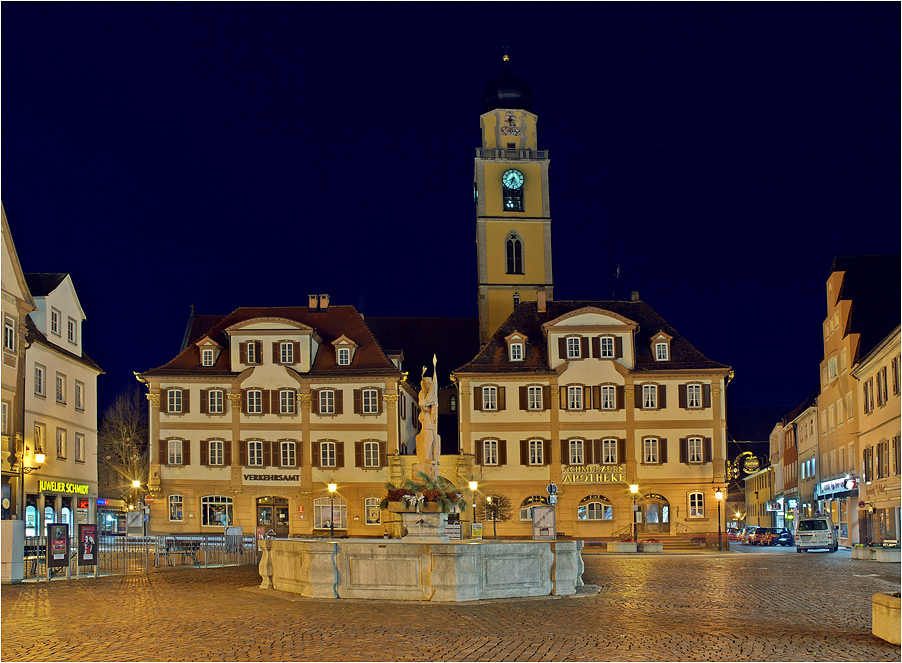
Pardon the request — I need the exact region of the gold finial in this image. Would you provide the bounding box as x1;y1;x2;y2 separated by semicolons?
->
503;54;510;63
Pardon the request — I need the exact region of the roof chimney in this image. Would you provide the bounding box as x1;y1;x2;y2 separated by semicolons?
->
308;294;319;310
319;294;330;310
631;291;640;302
536;289;546;313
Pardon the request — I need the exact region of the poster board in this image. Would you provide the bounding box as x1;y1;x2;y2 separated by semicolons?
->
77;524;97;566
47;523;69;568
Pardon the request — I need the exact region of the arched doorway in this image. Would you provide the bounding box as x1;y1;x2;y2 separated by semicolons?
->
256;496;289;537
639;494;670;534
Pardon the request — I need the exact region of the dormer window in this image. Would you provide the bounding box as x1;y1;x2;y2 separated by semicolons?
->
50;308;61;336
505;331;527;363
599;336;615;358
241;341;262;365
338;348;351;365
332;335;359;367
509;343;523;361
201;349;215;367
567;337;581;359
650;331;673;362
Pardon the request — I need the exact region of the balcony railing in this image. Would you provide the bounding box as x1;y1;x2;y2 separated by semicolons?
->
476;148;549;160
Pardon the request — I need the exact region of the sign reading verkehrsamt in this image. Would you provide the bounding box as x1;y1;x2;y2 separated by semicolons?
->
242;473;301;485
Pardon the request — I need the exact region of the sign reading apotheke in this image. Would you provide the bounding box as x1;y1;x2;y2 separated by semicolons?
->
562;464;627;484
242;473;301;485
40;480;90;495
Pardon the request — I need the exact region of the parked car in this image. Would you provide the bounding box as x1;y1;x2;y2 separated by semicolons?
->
738;526;758;543
795;516;839;552
749;527;776;545
772;528;793;546
727;528;741;541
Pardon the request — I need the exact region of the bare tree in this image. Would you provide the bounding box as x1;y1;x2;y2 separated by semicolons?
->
478;493;513;539
98;390;149;507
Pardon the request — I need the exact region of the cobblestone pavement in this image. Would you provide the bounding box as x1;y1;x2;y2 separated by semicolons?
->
1;550;899;662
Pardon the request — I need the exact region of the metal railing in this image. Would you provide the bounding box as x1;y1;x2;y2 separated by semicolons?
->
475;148;549;160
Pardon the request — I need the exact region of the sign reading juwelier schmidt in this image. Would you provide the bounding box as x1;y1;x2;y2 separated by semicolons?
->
562;465;626;484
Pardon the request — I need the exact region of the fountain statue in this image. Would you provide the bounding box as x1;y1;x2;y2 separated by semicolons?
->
415;354;441;479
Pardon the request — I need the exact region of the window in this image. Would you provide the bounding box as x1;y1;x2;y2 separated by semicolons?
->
877;367;888;406
483;439;499;466
201;349;214;366
878;439;890;479
893;358;900;396
247;389;263;415
527;439;544;465
248;440;264;467
361;388;379;415
208;389;224;414
482;386;498;411
280;440;296;467
168;388;183;414
279;389;296;415
642;384;658;409
841;348;848;372
599;336;615;358
75;433;85;462
56;428;67;459
568;439;584;465
319;389;336;414
578;497;613;520
201;495;232;527
566;337;581;359
849;442;855;474
600;385;616;410
506;234;524;273
50;308;61;336
168;439;183;465
314;496;346;530
655;343;669;361
280;342;294;364
688;492;704;518
56;373;67;404
687;437;703;463
686;384;702;408
337;347;351;365
845;392;854;421
837;397;844;424
1;402;7;436
828;404;835;429
365;497;381;525
602;438;618;464
3;316;14;352
527;385;543;410
245;341;259;364
893;436;901;475
567;386;584;411
35;364;46;396
827;356;838;381
169;495;184;521
519;496;551;520
67;317;77;344
208;440;224;465
513;292;521;308
320;441;337;468
363;440;380;468
509;343;523;361
643;438;660;464
75;381;84;411
34;423;46;455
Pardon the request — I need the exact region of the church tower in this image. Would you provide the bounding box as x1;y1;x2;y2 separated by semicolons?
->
475;54;553;345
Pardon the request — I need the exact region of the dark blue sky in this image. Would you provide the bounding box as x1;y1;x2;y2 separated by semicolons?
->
3;3;899;418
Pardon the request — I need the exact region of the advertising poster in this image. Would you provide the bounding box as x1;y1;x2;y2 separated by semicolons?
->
78;524;97;566
471;522;483;539
47;523;69;568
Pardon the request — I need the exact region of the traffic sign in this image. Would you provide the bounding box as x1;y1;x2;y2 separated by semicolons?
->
144;495;155;506
548;494;558;505
547;483;558;495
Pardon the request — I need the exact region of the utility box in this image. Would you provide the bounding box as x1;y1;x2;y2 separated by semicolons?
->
1;520;25;584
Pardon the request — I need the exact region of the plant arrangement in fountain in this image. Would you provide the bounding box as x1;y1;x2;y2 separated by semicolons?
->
379;471;467;514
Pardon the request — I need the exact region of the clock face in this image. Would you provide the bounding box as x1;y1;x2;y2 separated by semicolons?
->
502;169;524;190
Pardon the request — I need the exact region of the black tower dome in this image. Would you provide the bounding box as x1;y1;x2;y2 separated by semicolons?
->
482;54;533;113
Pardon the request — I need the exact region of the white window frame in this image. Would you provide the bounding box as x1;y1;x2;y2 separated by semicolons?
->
168;439;183;465
246;341;258;364
578;500;613;521
365;496;382;525
482;439;499;466
527;385;543;411
319;389;335;415
3;317;15;352
201;495;232;527
280;389;295;415
362;388;379;415
642;384;657;409
320;441;337;468
201;349;215;366
56;373;66;404
569;439;584;465
337;347;351;366
280;440;296;467
1;402;7;436
528;439;543;465
247;389;263;415
314;496;346;530
75;432;85;462
75;381;85;411
35;364;46;397
599;336;615;358
643;438;659;464
600;385;616;410
687;436;704;463
208;389;224;414
168;389;183;414
280;342;294;364
363;440;380;468
208;439;224;466
67;317;77;344
50;308;61;336
688;492;704;518
655;342;669;361
566;337;581;359
169;494;184;521
56;427;67;459
602;438;618;464
567;386;583;411
686;384;702;408
482;386;498;411
509;343;523;362
248;440;264;467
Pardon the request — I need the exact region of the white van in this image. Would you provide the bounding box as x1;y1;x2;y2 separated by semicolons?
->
795;516;839;552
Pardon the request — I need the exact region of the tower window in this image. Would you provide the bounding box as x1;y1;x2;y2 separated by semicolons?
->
503;190;523;211
506;235;523;274
513;292;520;307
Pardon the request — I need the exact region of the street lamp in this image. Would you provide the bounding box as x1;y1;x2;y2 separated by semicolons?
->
468;480;478;537
327;482;337;539
629;483;639;543
714;487;724;551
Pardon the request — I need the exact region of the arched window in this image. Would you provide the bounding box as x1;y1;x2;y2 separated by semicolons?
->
506;234;523;274
577;495;613;520
513;291;521;307
519;495;550;520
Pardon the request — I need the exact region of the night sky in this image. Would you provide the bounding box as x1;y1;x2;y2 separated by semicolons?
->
3;4;899;421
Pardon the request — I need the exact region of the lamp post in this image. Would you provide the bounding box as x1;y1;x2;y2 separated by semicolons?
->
629;483;639;543
327;482;337;539
714;487;724;551
468;480;478;538
132;480;147;537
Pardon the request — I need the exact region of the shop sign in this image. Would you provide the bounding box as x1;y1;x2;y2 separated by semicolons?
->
766;500;782;511
78;524;97;566
742;455;760;473
47;523;69;568
817;477;854;496
561;464;626;484
241;473;301;485
40;480;90;495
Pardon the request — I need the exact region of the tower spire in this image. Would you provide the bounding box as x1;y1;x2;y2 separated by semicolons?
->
502;43;510;66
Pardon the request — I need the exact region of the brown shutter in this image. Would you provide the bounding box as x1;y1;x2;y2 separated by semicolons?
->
617;438;626;464
679;385;688;408
353;389;362;414
335;390;343;414
272;342;280;364
379;442;387;468
703;384;712;408
355;441;364;468
520;439;528;465
593;386;601;410
542;439;551;466
559;386;567;410
183;389;190;413
497;387;506;410
239;342;247;364
200;440;209;466
262;391;271;415
311;389;320;414
200;389;208;414
296;442;303;467
615;337;623;359
591;337;600;358
224;441;232;466
587;439;597;464
660;438;668;464
704;437;713;463
254;341;263;364
616;386;625;410
561;440;569;465
262;441;272;467
242;389;248;414
182;440;191;466
475;439;483;465
239;441;248;466
580;337;589;359
335;442;345;467
542;386;551;410
519;386;527;410
583;385;591;410
658;385;666;409
558;337;567;359
473;387;483;411
679;438;688;463
376;389;384;414
160;389;169;414
634;385;642;406
312;441;321;469
292;341;300;364
498;440;507;466
159;440;167;465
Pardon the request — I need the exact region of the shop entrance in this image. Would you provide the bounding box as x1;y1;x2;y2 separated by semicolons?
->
256;496;289;537
639;494;671;535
